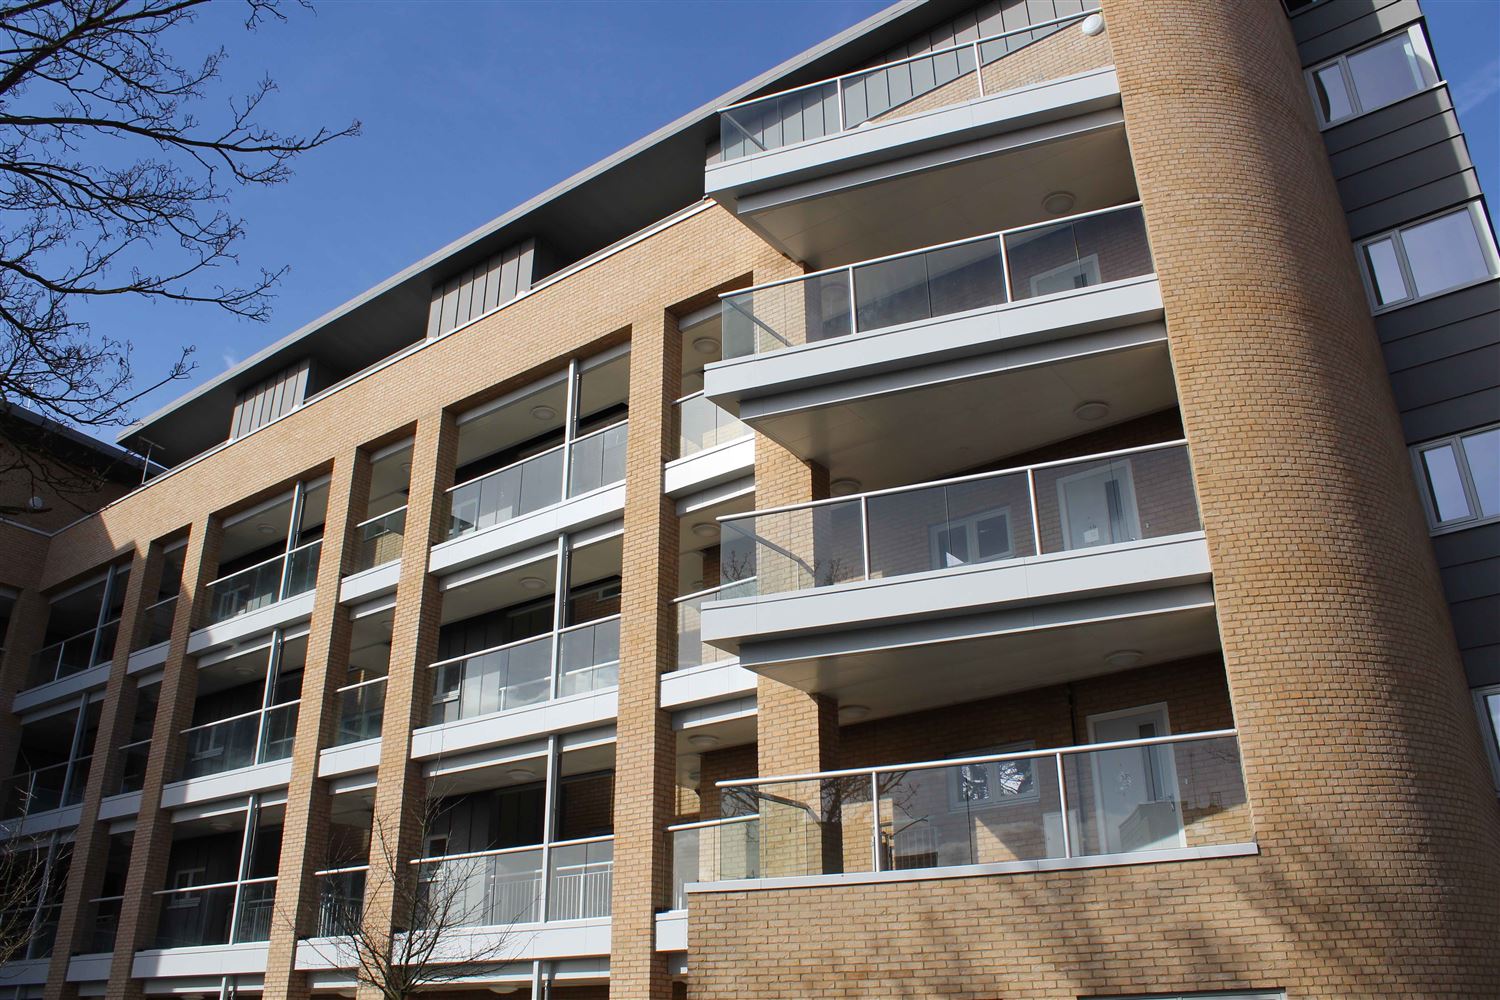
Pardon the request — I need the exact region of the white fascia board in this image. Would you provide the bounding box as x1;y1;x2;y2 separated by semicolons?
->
659;660;757;709
99;790;141;821
131;942;270;980
186;592;316;655
159;758;293;810
338;560;401;604
665;436;755;498
317;737;382;778
429;483;625;578
411;689;618;761
13;662;110;714
655;911;687;952
127;640;170;674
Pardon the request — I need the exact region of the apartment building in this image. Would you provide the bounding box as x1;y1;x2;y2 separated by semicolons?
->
1;0;1497;997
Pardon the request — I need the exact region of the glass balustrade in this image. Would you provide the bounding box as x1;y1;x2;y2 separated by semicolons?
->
677;394;749;458
567;421;628;497
180;702;299;780
87;896;123;953
669;816;760;908
718;442;1198;600
28;619;119;688
117;740;150;794
720;204;1150;359
334;677;387;745
720;732;1247;879
429;634;552;725
2;757;89;818
448;446;565;539
137;596;177;649
314;868;366;937
547;838;613;920
557;616;620;697
205;540;322;625
354;507;407;572
153;880;276;948
718;9;1093;161
674;587;733;671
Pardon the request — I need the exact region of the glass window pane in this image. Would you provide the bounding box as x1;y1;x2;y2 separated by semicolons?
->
1347;33;1429;112
1363;238;1409;305
1312;64;1354;122
1460;428;1500;518
1402;210;1493;298
1421;444;1472;523
1486;693;1500;759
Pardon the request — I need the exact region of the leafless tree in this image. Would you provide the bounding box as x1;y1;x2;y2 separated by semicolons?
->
0;795;68;968
300;797;518;1000
0;0;358;515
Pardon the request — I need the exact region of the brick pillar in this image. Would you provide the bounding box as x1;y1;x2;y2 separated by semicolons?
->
0;587;49;780
104;516;220;1000
44;541;163;1000
264;449;372;1000
1104;0;1500;987
353;413;454;1000
609;312;680;1000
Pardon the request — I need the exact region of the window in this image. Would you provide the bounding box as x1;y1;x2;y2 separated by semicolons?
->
1413;424;1500;531
1357;203;1499;311
1307;26;1437;127
930;508;1013;569
1476;686;1500;791
947;742;1038;812
1029;255;1101;298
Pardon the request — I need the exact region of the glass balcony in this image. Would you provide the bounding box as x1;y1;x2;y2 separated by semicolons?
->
669;815;760;908
719;731;1248;879
567;420;628;497
354;507;407;572
674;587;734;671
313;868;366;937
180;702;299;780
1;756;89;818
557;616;621;697
136;596;177;650
416;847;544;927
718;441;1198;600
677;393;749;458
117;740;150;794
718;8;1094;161
87;896;123;953
334;676;386;745
205;540;322;625
28;619;119;688
23;903;61;959
720;203;1150;359
547;837;613;920
153;879;276;948
429;634;552;725
448;446;565;540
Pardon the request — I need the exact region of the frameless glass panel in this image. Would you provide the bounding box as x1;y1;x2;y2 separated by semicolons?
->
429;634;552;725
852;238;1003;332
207;556;285;624
1402;210;1492;299
336;679;386;745
881;756;1062;870
355;507;406;572
547;840;613;920
731;776;873;878
284;541;321;597
558;617;621;697
1312;63;1354;122
678;395;748;458
1363;237;1409;305
233;881;276;942
1346;31;1430;112
118;741;150;794
1033;447;1198;554
1461;429;1500;518
259;702;299;762
865;472;1035;580
139;596;177;649
568;423;628;497
1420;444;1472;523
718;81;839;161
721;272;853;358
182;713;260;778
675;591;730;671
1006;206;1151;301
154;884;238;948
719;499;864;598
449;448;566;539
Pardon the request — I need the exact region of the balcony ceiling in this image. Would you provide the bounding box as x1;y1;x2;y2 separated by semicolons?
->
741;124;1137;271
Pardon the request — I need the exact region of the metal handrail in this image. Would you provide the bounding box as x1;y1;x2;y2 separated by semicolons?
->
355;505;408;530
152;875;277;897
312;864;370;877
674;389;709;406
180;698;300;736
33;618;119;657
204;538;321;590
335;674;388;694
448;440;565;494
674;583;728;604
572;418;629;445
720;200;1143;298
144;594;178;611
719;438;1188;523
718;9;1092;115
559;612;621;636
666;814;760;833
413;834;613;868
719;728;1237;787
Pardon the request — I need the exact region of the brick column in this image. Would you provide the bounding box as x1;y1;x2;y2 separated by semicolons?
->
1103;0;1500;987
609;313;680;1000
105;517;221;1000
0;587;50;781
353;413;455;1000
264;449;372;1000
44;541;163;999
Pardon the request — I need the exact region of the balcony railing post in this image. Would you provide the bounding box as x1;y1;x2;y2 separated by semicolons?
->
846;266;858;335
835;76;846;131
870;770;882;872
277;482;306;601
973;38;985;96
860;496;872;582
1026;467;1040;552
997;233;1012;305
1055;752;1072;859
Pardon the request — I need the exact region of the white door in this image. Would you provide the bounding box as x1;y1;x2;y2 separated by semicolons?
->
1057;462;1140;550
1087;704;1184;854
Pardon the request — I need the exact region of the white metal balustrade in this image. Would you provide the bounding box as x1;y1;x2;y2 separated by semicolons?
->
204;539;322;625
668;815;760;907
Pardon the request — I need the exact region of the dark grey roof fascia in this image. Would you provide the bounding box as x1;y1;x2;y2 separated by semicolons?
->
118;0;957;457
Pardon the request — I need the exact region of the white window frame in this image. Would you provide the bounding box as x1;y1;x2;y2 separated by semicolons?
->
1474;685;1500;792
927;506;1014;570
946;741;1040;813
1355;202;1500;314
1305;24;1438;128
1028;253;1101;298
1411;422;1500;533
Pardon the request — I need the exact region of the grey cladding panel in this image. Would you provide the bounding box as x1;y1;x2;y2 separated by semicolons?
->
230;359;311;440
1290;0;1400;44
1401;386;1500;444
1335;138;1472;213
1433;523;1500;687
1388;344;1500;411
1345;169;1483;238
426;238;538;341
1375;278;1499;345
1328;109;1462;180
1322;87;1452;156
1382;310;1500;373
1295;0;1421;66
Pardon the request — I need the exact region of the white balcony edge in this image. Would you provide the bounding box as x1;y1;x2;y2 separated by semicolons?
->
664;435;755;497
318;736;382;778
132;941;270;979
655;911;687;952
13;661;111;713
659;659;757;709
687;842;1259;895
339;559;401;604
188;591;316;655
430;482;626;578
127;640;170;674
160;757;293;809
411;688;619;761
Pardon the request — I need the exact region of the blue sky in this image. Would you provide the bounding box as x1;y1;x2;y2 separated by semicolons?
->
78;0;1500;443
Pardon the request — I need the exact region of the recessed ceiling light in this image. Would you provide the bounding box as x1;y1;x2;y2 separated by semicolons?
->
1074;401;1110;421
519;576;546;591
506;767;536;782
1042;190;1077;216
838;704;870;723
1105;649;1143;668
255;522;276;535
830;478;862;497
530;404;557;421
691;522;719;539
692;337;719;355
688;734;720;749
